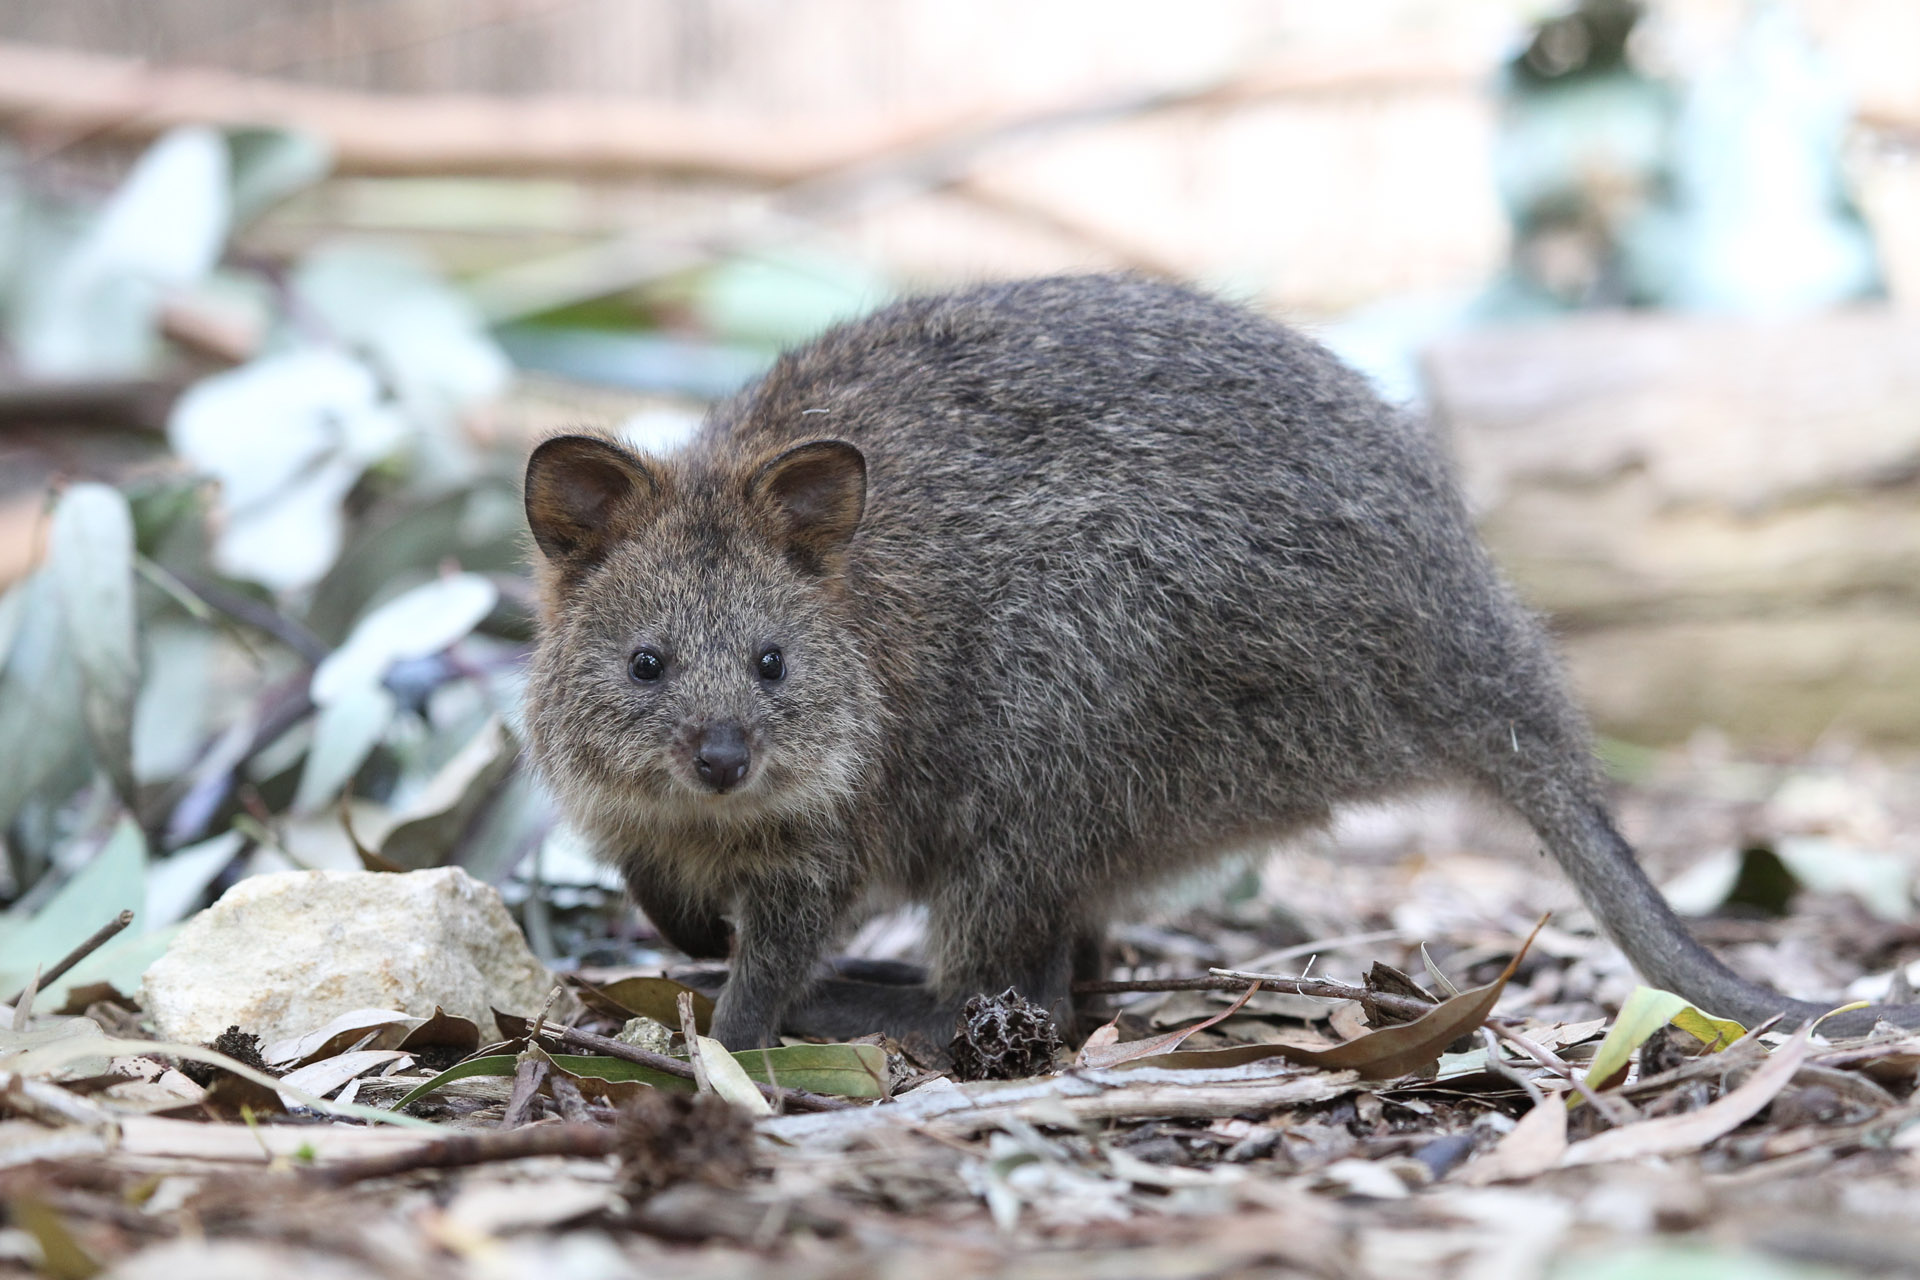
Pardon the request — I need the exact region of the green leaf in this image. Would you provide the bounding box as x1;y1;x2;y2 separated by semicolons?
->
1581;986;1747;1094
226;127;332;224
168;349;408;592
690;249;890;347
387;1053;520;1110
293;684;397;813
1773;835;1915;923
378;715;515;870
310;574;497;706
0;575;89;834
575;977;715;1034
293;243;510;429
732;1042;888;1099
0;819;146;996
131;620;217;785
48;484;140;803
389;1041;889;1111
13;126;229;377
144;831;244;928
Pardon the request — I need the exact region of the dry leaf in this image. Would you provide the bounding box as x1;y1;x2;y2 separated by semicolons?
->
1075;984;1260;1068
1561;1022;1814;1166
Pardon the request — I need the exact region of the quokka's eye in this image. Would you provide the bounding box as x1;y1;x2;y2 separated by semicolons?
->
628;647;666;682
757;647;786;682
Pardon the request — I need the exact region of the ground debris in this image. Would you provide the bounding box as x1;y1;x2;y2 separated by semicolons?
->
0;748;1915;1275
948;989;1064;1082
616;1089;758;1198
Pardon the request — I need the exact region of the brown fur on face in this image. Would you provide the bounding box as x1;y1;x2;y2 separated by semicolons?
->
525;274;1908;1049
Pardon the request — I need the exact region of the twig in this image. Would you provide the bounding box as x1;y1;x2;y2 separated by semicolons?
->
1480;1026;1545;1107
1073;970;1438;1022
677;991;713;1096
6;910;134;1008
164;570;331;666
549;1026;851;1114
549;1073;592;1125
1486;1021;1637;1127
499;1054;549;1129
306;1123;617;1187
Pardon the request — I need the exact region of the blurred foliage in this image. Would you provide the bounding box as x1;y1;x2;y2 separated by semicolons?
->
0;126;665;995
1491;0;1879;317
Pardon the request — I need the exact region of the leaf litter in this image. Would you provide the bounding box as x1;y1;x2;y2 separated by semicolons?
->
2;755;1920;1279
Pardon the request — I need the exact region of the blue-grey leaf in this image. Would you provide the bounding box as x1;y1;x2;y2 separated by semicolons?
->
48;484;140;803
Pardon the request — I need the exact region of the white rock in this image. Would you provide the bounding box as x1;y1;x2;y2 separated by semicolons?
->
141;867;558;1048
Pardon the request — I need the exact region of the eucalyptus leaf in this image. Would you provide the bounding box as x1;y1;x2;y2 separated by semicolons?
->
144;831;244;929
293;683;398;813
48;484;140;802
0;578;26;671
0;575;89;834
168;348;408;592
380;716;515;870
694;1033;773;1114
44;925;179;1010
293;243;510;429
310;573;497;707
0;819;145;996
13;127;229;376
454;768;551;885
1581;987;1747;1094
131;622;216;784
226;127;332;224
389;1041;888;1110
691;249;890;347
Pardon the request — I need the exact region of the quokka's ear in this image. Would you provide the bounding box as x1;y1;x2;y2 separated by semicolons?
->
524;435;665;566
747;439;867;572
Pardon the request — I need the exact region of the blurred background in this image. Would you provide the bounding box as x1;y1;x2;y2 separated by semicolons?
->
2;0;1919;992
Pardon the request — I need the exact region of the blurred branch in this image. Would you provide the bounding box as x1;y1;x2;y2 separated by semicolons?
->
0;40;986;182
0;37;1487;183
465;41;1492;319
165;570;332;666
0;377;180;433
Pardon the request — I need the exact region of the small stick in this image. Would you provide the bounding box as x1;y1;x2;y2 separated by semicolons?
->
677;991;713;1096
499;1054;549;1129
1480;1026;1545;1107
1486;1021;1637;1127
7;910;134;1008
306;1124;618;1187
1074;970;1439;1022
549;1073;592;1124
549;1026;852;1113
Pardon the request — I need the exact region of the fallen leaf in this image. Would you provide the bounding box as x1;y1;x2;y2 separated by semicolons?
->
1582;987;1746;1094
572;976;715;1034
1124;919;1546;1079
1561;1022;1814;1166
263;1009;422;1068
276;1050;413;1105
1075;983;1261;1068
690;1034;773;1115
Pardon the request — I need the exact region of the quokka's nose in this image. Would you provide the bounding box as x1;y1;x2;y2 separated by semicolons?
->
693;723;751;791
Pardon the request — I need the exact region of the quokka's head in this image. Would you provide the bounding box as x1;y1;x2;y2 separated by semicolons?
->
521;431;880;828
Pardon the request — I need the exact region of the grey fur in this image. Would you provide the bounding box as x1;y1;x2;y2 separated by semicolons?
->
524;274;1892;1049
